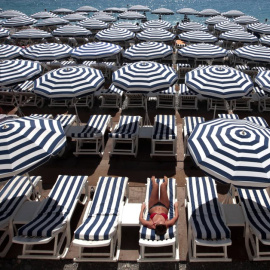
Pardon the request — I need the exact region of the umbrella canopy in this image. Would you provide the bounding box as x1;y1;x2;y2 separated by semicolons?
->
104;7;126;13
128;5;151;12
0;10;26;19
71;41;122;59
76;6;99;13
234;45;270;63
0;116;66;180
77;19;108;30
185;65;253;99
62;13;87;22
52;25;91;37
260;35;270;46
178;43;227;60
118;11;146;20
151;8;174;16
0;28;10;38
222;10;245;18
255;70;270;92
11;29;52;39
33;66;104;99
95;28;135;42
35;18;69;27
31;11;58;19
141;20;172;30
0;60;42;86
137;28;175;42
198;9;220;17
178;31;218;43
52;8;74;15
20;43;73;61
205;15;230;25
214;21;244;32
248;23;270;35
91;13;116;22
123;42;173;61
219;30;258;43
2;16;37;28
188;118;270;188
112;61;177;93
113;22;141;32
176;8;198;15
0;44;22;60
234;15;259;25
177;22;208;32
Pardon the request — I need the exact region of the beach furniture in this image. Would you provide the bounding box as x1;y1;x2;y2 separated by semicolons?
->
178;84;198;110
231;94;253;111
0;175;42;257
109;115;142;157
253;87;270;112
151;115;177;157
70;114;112;157
218;113;240;119
156;86;177;109
186;177;232;262
99;85;124;109
125;93;146;109
73;176;129;262
237;187;270;260
138;177;179;262
207;98;232;111
13;175;88;259
243;116;269;128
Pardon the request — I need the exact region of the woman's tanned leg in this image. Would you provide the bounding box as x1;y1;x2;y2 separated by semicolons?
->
160;176;170;209
148;176;159;209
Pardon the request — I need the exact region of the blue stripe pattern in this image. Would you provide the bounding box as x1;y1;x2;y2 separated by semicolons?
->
153;115;176;140
183;116;205;137
244;116;269;128
218;114;239;119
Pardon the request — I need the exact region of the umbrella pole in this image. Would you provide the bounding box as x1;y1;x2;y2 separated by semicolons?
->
143;95;151;126
72;98;81;126
10;88;24;117
26;173;40;201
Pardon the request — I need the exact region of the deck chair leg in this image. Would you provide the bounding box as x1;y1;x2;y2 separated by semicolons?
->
0;224;13;257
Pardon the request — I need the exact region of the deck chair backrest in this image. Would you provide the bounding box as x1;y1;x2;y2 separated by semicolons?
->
153;115;176;140
244;116;269;128
183;116;205;137
218;114;239;119
54;114;76;128
140;178;176;241
18;175;87;237
29;114;53;119
186;177;231;240
179;84;197;96
106;84;124;95
238;188;270;240
74;176;128;241
158;86;176;95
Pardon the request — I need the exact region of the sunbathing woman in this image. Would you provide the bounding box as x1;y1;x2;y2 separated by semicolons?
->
139;176;179;236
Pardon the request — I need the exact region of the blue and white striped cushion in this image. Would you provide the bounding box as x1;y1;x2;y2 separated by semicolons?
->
106;84;124;95
29;114;53;119
139;178;176;240
253;87;269;98
218;114;239;119
74;176;128;241
179;84;197;96
71;115;111;138
244;116;269;128
187;177;231;240
0;175;40;226
54;114;76;128
18;175;87;237
109;115;141;139
183;116;205;137
158;86;176;95
153;115;176;140
238;188;270;240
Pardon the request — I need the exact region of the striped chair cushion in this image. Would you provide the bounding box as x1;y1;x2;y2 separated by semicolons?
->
244;116;269;128
74;176;128;241
54;114;76;128
29;114;53;119
236;65;250;71
109;115;141;139
253;87;269;98
218;114;239;119
0;176;40;226
238;188;270;240
187;177;231;240
152;115;176;140
158;86;176;95
179;84;197;96
71;115;111;138
12;80;34;92
139;178;176;241
18;175;87;237
183;116;205;137
105;84;124;95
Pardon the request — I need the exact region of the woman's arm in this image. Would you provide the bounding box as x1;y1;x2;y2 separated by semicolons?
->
166;201;179;227
139;202;156;229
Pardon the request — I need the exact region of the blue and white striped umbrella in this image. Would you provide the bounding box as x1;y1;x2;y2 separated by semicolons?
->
91;13;116;22
76;6;99;13
188;118;270;188
95;28;135;42
11;29;52;39
62;13;87;22
178;44;227;60
0;60;42;86
260;35;270;46
112;61;177;93
33;66;104;99
36;18;69;27
2;16;37;28
199;9;220;17
20;43;73;61
137;28;175;42
0;44;22;60
112;22;140;32
0;28;10;38
31;11;58;19
222;10;245;18
234;45;270;63
78;19;108;30
52;25;91;37
71;42;122;59
52;8;74;15
185;65;253;99
176;8;199;15
214;21;244;32
178;31;218;43
0;10;27;19
248;23;270;35
234;15;259;25
205;15;230;25
128;5;151;12
123;42;173;61
0;116;66;180
255;70;270;92
219;30;258;43
118;11;146;20
141;20;172;30
177;22;208;32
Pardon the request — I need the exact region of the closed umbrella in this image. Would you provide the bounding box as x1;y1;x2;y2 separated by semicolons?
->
178;31;218;43
137;28;175;42
141;20;172;30
0;44;22;60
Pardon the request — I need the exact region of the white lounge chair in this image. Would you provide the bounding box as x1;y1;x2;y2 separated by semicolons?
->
109;115;142;157
13;175;88;260
70;114;112;157
125;93;146;109
0;175;42;257
100;84;124;109
186;176;232;262
178;84;198;110
244;116;269;128
254;87;270;112
151;115;177;157
54;114;77;133
73;176;129;262
237;187;270;261
156;86;177;109
138;177;179;262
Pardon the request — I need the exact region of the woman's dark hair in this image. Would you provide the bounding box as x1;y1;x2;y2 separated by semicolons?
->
155;224;167;236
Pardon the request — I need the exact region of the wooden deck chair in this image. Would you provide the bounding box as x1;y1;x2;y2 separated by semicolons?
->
48;98;71;107
151;115;177;157
207;98;232;111
244;116;269;128
100;84;124;109
178;84;198;110
218;114;239;119
70;115;112;157
73;176;129;262
253;87;270;112
125;93;146;109
109;115;142;157
0;88;18;106
70;94;94;109
156;86;177;109
237;187;270;261
0;175;42;257
138;177;179;262
231;94;253;111
186;177;232;262
13;175;88;260
183;116;205;157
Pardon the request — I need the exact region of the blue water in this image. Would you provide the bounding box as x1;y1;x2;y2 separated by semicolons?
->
1;0;269;26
